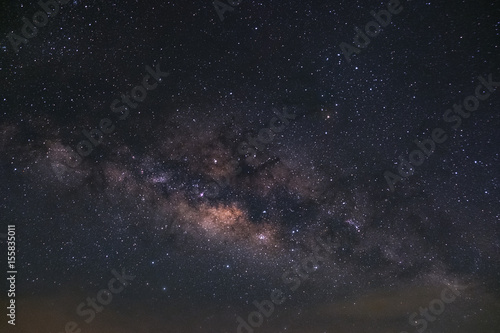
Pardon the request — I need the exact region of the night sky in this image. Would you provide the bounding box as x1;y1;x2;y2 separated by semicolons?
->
1;0;500;332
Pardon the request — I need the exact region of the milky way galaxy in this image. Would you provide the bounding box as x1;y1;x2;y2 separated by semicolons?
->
0;1;499;332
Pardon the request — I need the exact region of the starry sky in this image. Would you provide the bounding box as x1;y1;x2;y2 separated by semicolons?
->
0;0;499;332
